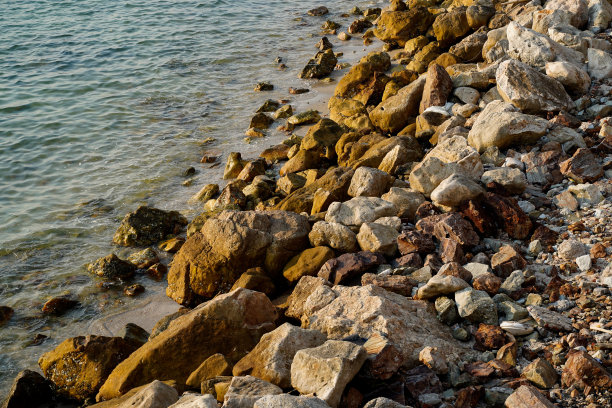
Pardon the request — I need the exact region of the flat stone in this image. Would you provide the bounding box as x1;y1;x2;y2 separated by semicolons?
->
481;168;527;194
559;148;604;183
283;247;336;283
527;305;573;332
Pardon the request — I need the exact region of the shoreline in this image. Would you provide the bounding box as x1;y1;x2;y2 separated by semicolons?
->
4;0;612;406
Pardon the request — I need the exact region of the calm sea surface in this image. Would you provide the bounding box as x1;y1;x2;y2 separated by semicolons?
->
0;0;385;395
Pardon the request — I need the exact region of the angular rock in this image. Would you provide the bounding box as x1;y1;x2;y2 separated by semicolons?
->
369;75;426;133
433;7;470;44
361;273;416;297
484;193;533;239
380;188;425;221
318;251;385;285
561;349;612;389
522;358;558;389
430;173;484;208
504;384;557;408
527;305;573;332
474;323;507;350
291;340;367;408
254;395;331;408
325;197;396;228
167;210;309;305
420;64;453;113
233;323;326;388
481;168;527;194
2;370;54;408
223;376;282;408
283;247;335;283
186;353;232;389
170;393;217;408
545;61;590;97
587;48;612;80
558;239;588;260
356;222;399;257
467;100;549;153
397;230;435;255
309;221;358;253
363;397;405;408
455;288;498;325
417;212;480;247
113;206;187;247
96;289;277;400
88;254;137;280
417;274;470;300
299;50;337;79
373;8;435;47
496;59;573;114
490;245;527;279
39;335;138;401
559;148;604;183
348;167;394;198
301;119;344;159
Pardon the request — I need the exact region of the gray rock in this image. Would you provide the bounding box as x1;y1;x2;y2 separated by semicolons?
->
496;59;574;113
587;48;612;80
527;305;574;332
455;288;498;325
223;376;282;408
558;239;588;260
481;168;527;194
291;341;367;408
380;188;426;221
545;0;588;28
430;173;485;208
325;197;397;228
348;167;394;198
363;397;405;408
168;393;217;408
467;100;549;153
232;323;327;388
357;222;399;256
254;395;331;408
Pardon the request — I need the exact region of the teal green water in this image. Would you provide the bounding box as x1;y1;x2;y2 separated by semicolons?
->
0;0;383;395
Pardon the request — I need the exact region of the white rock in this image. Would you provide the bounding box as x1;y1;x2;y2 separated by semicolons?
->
357;222;399;256
223;376;282;408
373;216;402;231
587;0;612;31
567;183;604;205
587;48;612;80
518;200;536;213
430;173;485;208
363;398;405;408
576;254;592;271
254;395;331;408
545;0;589;28
500;321;534;336
481;167;527;194
325;197;397;228
380;188;425;221
464;263;492;279
545;61;591;96
558;239;588;260
119;380;179;408
348;167;394;198
417;274;470;299
169;393;217;408
291;340;367;408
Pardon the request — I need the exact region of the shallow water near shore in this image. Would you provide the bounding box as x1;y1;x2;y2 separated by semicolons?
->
0;0;386;395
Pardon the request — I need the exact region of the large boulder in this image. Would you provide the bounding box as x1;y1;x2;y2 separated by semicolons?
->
113;206;187;247
545;0;588;28
233;323;327;388
369;75;426;133
167;211;309;305
374;8;435;46
496;59;574;113
38;336;139;401
302;285;475;367
96;289;277;400
467;100;549;153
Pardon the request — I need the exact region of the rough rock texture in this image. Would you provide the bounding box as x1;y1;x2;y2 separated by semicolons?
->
38;335;139;401
369;75;426;133
113;206;187;247
419;64;453;113
299;50;337;79
433;7;470;44
88;254;137;280
430;173;484;208
545;61;591;97
522;358;558;389
374;8;435;46
380;188;425;221
185;353;232;389
254;395;331;408
223;376;282;408
2;370;54;408
303;285;474;366
167;210;309;305
169;393;218;408
309;221;359;253
561;349;612;389
318;251;385;285
559;148;604;183
291;340;367;408
587;48;612;80
96;289;277;400
467;100;549;153
455;288;498;325
325;197;396;228
233;323;327;388
504;384;557;407
348;167;394;198
417;274;469;299
496;59;573;114
356;222;399;256
282;247;336;283
113;380;179;408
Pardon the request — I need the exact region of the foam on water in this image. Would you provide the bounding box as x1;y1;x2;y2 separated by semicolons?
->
0;0;385;393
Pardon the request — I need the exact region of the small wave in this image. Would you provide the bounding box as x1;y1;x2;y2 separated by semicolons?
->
0;102;44;114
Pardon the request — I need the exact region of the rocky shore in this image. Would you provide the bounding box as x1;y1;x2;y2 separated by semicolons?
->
3;0;612;407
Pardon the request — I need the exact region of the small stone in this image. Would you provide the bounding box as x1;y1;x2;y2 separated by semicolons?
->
430;173;484;208
435;296;459;325
474;323;507;350
87;254;136;280
254;395;330;408
158;237;184;253
455;288;498;325
558;239;588;260
283;247;336;283
41;296;79;315
124;284;145;297
575;254;592;271
560;148;604;183
419;346;448;375
128;247;159;269
348;167;394;198
522;358;558;389
491;246;527;279
417;274;469;300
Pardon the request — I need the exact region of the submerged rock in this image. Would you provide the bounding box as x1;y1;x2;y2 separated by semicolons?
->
113;206;187;247
88;254;137;280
